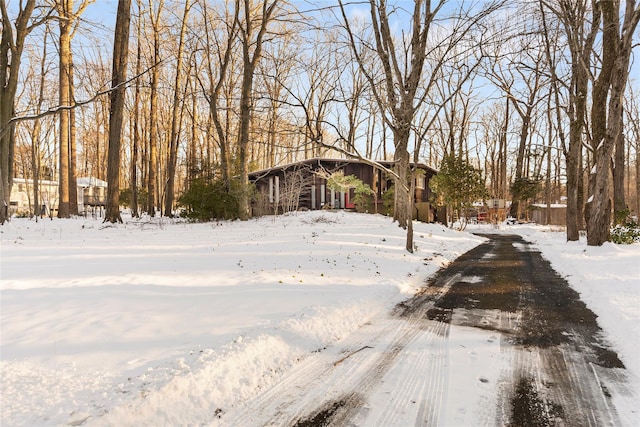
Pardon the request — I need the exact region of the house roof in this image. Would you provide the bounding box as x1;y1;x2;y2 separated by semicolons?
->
248;157;437;179
13;177;107;187
77;177;108;187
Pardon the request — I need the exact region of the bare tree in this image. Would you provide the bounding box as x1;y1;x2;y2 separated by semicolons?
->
236;0;280;220
104;0;132;223
625;84;640;217
199;0;239;188
338;0;441;233
164;0;193;217
130;0;143;218
29;27;51;220
54;0;91;218
338;0;499;251
587;0;640;245
0;0;45;224
542;0;599;240
145;0;164;217
256;33;297;170
477;102;509;202
484;18;548;220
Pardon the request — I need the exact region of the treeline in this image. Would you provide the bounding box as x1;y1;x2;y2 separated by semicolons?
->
1;0;638;248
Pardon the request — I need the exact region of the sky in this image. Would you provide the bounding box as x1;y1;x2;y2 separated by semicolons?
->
1;210;638;426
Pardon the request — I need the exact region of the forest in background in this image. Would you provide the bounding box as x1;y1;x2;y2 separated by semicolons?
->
1;0;639;249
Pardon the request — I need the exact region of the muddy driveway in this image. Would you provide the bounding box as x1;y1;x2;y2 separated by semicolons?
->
220;234;635;426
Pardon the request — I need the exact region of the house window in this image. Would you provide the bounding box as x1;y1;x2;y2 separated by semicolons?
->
416;175;425;189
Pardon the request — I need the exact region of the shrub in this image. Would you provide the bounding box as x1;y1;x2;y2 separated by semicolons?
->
119;187;148;208
326;171;374;213
382;186;394;216
178;178;241;221
610;222;640;244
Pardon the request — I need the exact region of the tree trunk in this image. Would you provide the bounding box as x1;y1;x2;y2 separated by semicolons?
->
587;0;639;245
613;113;626;224
237;0;279;220
393;125;411;228
551;0;599;241
69;61;78;215
0;1;37;223
147;0;163;217
164;0;191;217
31;30;49;221
105;0;132;223
131;3;142;218
57;1;72;218
202;1;236;187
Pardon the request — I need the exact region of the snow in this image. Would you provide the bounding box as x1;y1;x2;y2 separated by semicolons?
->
1;211;638;426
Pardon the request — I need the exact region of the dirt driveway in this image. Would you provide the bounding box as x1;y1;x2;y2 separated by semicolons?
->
217;234;635;426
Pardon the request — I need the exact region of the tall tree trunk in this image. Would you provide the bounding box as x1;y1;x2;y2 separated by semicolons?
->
613;112;626;224
105;0;132;223
1;0;37;223
147;0;163;217
237;0;279;220
68;60;78;214
587;0;639;245
57;0;72;218
392;124;411;229
550;0;599;241
499;98;508;200
30;29;49;221
202;1;236;187
55;0;90;217
164;0;191;217
131;2;142;218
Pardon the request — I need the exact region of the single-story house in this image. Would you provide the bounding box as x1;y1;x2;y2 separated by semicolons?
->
249;157;438;222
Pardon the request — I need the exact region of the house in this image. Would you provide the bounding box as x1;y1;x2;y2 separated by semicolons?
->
248;158;438;222
77;177;108;209
9;177;107;217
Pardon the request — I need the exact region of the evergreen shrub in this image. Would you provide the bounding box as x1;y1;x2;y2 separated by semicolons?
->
610;222;640;244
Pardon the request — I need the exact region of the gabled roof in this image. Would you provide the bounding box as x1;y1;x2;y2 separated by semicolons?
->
248;157;437;179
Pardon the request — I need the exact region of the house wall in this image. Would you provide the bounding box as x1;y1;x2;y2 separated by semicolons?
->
9;178;107;216
250;159;437;219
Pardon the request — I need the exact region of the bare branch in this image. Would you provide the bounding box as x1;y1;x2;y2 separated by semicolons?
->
0;62;160;140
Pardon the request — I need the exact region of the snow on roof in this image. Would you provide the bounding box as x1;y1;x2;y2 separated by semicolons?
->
77;177;108;187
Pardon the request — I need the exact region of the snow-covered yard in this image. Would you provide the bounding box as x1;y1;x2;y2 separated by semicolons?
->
1;211;638;426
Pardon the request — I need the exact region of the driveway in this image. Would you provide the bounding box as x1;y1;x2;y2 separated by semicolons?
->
216;234;634;426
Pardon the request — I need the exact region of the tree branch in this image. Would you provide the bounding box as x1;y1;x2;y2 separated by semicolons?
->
0;62;160;139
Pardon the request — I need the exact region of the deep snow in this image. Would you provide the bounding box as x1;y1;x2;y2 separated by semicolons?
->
1;211;638;426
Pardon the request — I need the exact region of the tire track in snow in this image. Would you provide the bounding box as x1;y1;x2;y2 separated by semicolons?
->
219;273;463;427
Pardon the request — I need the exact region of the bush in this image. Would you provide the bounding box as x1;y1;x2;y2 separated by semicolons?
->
382;186;394;216
326;171;374;213
610;222;640;244
178;178;241;221
119;187;148;208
